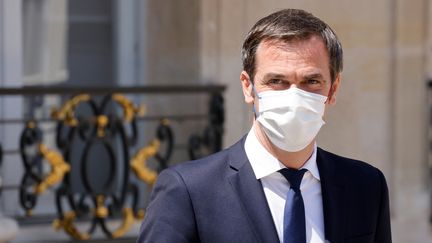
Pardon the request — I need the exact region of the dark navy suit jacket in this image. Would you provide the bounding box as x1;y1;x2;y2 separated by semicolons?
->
137;137;391;243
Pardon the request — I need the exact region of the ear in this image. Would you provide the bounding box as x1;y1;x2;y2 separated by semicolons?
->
327;74;341;105
240;71;254;104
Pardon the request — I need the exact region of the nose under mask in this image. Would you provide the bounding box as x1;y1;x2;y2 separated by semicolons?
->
251;84;327;152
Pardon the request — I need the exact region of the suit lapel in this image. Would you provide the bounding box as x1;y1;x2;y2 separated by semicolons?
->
317;148;345;243
227;138;280;243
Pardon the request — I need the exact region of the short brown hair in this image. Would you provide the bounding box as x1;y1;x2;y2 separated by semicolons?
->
241;9;343;83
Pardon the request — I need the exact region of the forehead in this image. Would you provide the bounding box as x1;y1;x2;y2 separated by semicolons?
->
254;36;331;79
256;35;329;59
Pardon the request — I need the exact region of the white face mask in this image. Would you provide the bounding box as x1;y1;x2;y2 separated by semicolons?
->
253;86;327;152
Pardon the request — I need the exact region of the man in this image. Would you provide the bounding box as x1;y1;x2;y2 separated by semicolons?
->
138;9;391;243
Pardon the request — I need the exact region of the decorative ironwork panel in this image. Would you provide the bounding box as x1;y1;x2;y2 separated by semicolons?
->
13;87;224;240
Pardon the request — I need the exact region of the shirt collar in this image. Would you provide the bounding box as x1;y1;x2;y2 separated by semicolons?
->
244;128;320;181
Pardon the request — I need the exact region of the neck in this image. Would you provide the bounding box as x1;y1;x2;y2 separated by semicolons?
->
253;121;315;169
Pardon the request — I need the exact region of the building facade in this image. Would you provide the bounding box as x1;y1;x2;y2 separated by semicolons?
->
0;0;431;242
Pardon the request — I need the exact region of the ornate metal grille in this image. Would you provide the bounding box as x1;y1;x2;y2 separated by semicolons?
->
0;85;225;240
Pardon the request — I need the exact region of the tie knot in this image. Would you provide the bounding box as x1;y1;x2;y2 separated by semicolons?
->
279;168;307;191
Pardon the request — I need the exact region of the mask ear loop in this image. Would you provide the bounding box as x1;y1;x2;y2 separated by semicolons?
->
249;81;261;118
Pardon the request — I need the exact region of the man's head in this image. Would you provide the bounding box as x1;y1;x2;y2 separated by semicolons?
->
240;9;343;155
241;9;343;84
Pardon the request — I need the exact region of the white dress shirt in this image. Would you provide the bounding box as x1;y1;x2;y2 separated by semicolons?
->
244;128;325;243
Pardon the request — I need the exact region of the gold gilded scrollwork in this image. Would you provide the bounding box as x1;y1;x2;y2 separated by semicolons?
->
96;115;109;137
95;195;109;219
51;94;91;126
111;207;135;238
130;139;160;186
136;209;145;220
52;211;91;240
35;144;71;194
112;93;145;122
44;94;157;240
27;121;36;129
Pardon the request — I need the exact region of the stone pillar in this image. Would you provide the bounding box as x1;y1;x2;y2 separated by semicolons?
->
390;0;431;242
0;0;21;240
144;0;200;85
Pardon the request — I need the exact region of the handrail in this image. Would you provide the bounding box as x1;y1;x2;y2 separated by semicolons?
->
0;114;209;125
0;84;226;95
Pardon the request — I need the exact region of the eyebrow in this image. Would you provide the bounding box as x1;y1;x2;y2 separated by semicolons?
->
262;73;287;81
262;72;326;82
303;73;326;81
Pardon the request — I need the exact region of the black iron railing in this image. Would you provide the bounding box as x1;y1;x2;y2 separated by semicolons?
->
0;84;225;95
0;84;225;240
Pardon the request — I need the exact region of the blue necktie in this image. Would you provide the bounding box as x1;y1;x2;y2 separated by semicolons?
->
279;168;307;243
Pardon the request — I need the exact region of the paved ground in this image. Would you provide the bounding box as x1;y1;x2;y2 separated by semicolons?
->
12;222;141;243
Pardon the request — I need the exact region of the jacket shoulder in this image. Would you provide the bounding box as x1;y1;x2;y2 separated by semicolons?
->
317;147;386;186
318;147;381;172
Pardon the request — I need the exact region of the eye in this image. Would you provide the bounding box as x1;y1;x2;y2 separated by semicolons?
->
265;79;290;90
300;78;325;93
306;79;320;85
268;79;284;85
